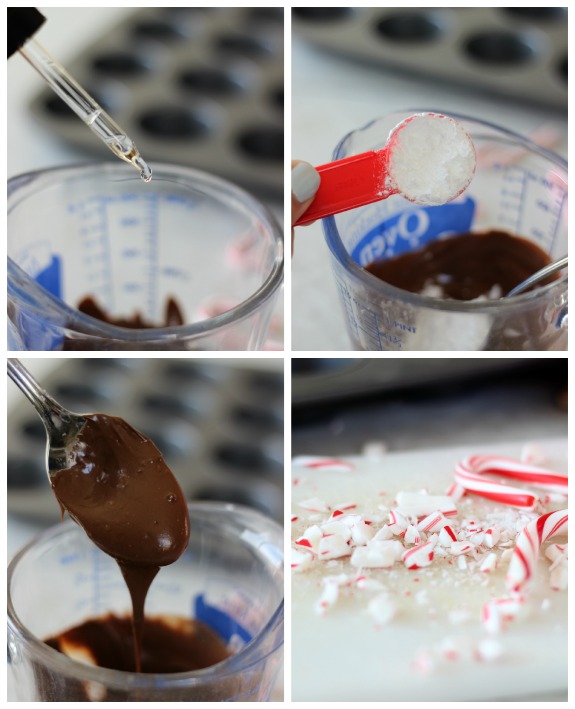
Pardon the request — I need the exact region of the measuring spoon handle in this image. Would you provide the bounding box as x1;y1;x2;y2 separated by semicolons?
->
294;149;395;226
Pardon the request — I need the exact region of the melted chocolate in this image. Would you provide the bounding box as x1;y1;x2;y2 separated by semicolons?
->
76;295;185;328
365;230;555;300
45;614;230;674
50;414;190;672
61;296;186;350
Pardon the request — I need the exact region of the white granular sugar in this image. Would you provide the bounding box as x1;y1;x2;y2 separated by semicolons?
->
388;114;476;206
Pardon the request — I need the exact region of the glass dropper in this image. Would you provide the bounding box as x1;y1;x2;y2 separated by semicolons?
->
19;38;152;182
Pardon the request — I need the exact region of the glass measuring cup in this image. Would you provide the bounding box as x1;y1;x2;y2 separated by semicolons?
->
8;163;283;351
8;502;283;701
323;111;567;351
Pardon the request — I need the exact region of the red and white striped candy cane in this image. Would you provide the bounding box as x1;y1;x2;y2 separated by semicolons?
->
453;455;568;510
293;456;354;471
506;509;568;594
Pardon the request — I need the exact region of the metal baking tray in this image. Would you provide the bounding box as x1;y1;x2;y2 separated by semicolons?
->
8;358;283;524
292;7;567;110
31;8;284;197
292;358;530;405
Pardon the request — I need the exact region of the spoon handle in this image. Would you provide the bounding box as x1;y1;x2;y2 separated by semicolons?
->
7;359;71;436
506;255;568;297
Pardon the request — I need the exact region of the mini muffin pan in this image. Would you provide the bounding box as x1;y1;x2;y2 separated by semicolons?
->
292;7;567;110
7;359;283;524
31;8;284;196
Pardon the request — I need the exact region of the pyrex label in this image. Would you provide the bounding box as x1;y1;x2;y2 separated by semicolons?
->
351;198;476;266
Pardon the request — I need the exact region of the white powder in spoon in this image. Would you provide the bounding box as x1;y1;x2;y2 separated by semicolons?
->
387;114;476;206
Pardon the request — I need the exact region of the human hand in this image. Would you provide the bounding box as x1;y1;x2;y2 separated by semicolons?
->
291;160;320;252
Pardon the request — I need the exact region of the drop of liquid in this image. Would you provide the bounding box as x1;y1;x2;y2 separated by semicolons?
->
134;155;152;183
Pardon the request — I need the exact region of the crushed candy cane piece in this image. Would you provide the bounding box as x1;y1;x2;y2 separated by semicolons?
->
483;527;500;548
372;525;394;541
480;553;497;573
417;511;448;533
319;534;350;559
469;531;485;547
355;575;385;591
482;596;525;634
298;498;331;513
450;541;474;556
402;538;437;569
388;509;410;535
332;502;357;514
321;521;352;543
291;547;313;572
404;524;422;545
295;525;322;552
367;592;398;624
351;541;404;568
396;492;457;517
314;574;350;614
438;525;458;546
351;521;376;546
475;638;503;662
332;513;362;528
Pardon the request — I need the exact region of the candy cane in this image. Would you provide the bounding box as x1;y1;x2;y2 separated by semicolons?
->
292;456;354;471
454;455;568;510
506;509;568;594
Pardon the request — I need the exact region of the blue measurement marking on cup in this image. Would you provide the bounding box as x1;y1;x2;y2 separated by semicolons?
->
547;188;566;257
144;192;159;317
335;277;406;350
68;191;162;314
61;547;124;615
495;164;567;255
498;164;526;234
80;196;115;309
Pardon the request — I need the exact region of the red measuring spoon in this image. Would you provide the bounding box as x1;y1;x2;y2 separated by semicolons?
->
294;113;475;226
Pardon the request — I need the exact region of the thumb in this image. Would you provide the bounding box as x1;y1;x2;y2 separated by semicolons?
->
292;161;320;227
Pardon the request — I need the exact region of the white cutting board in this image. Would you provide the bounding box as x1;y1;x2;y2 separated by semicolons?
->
291;438;567;701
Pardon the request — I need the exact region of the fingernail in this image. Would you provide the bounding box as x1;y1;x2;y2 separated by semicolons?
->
292;162;320;202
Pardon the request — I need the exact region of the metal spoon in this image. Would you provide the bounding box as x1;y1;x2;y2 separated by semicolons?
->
506;255;568;297
7;358;87;476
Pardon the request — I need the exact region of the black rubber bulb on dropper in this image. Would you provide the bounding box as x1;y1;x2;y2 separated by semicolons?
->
7;7;46;58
